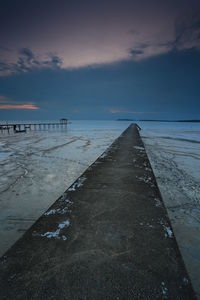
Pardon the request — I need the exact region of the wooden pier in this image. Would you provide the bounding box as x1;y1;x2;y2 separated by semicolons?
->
0;121;68;134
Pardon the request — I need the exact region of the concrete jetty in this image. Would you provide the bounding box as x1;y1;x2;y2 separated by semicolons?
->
0;124;196;299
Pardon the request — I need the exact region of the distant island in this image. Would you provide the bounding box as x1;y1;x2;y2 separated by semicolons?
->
117;119;135;121
117;119;200;122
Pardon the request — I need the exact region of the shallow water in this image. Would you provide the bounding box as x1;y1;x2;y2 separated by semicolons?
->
139;121;200;298
0;120;130;255
0;120;200;297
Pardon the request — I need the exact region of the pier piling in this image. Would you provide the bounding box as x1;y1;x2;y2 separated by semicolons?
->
0;121;68;134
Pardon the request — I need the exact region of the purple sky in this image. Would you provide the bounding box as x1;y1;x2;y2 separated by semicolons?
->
0;0;200;119
1;0;200;75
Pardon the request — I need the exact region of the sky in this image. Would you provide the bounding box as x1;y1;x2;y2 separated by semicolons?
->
0;0;200;120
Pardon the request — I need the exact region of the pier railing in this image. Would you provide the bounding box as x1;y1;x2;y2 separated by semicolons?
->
0;121;68;134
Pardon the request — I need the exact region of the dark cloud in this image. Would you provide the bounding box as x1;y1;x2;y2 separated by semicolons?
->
19;48;35;62
0;48;63;76
0;0;200;76
129;43;160;59
44;55;62;68
129;49;144;56
170;14;200;51
129;14;200;60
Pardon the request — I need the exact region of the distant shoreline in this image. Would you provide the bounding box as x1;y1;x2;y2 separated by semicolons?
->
117;119;200;122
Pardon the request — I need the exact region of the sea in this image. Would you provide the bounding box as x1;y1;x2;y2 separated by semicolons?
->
0;120;200;297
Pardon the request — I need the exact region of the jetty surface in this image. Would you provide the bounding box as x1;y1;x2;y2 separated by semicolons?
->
0;124;196;299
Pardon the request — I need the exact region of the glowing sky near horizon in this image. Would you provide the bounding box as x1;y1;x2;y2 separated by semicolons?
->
0;104;38;110
0;96;38;110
